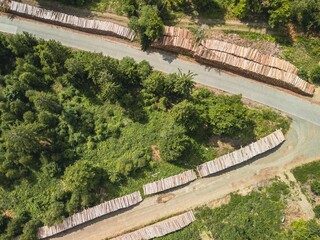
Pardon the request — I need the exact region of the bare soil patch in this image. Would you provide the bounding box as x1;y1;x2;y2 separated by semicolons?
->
208;30;281;57
157;193;175;203
151;144;161;162
280;172;314;227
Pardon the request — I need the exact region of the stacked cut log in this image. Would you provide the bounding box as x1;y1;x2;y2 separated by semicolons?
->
8;1;136;40
152;26;196;55
115;211;196;240
201;39;298;74
37;191;142;239
197;129;285;177
152;26;315;96
143;170;197;195
194;44;315;96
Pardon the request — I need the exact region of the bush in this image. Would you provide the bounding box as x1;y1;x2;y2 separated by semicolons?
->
128;5;164;49
20;220;41;240
311;181;320;196
292;161;320;183
314;205;320;219
310;66;320;84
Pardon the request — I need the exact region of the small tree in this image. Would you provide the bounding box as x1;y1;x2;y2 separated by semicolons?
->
159;123;191;162
171;100;202;132
268;0;292;28
129;5;164;50
164;70;195;102
63;161;102;194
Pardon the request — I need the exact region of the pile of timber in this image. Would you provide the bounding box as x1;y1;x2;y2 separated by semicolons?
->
8;1;136;40
143;170;197;195
197;129;285;177
194;45;315;96
37;191;142;239
115;211;196;240
201;39;298;74
152;26;196;55
152;26;315;96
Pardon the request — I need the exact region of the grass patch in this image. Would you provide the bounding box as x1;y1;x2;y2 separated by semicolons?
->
250;107;290;139
292;160;320;184
158;181;289;239
223;30;278;42
282;37;320;82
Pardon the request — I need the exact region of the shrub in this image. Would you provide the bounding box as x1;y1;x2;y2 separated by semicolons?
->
314;205;320;219
311;181;320;196
310;66;320;84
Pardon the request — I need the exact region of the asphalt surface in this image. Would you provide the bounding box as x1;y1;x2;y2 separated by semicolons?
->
1;16;320;126
1;15;320;240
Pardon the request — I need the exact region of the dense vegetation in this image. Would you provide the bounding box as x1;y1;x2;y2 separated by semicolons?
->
55;0;319;34
0;32;289;239
158;181;320;240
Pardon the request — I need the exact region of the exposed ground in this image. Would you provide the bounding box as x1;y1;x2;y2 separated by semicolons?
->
280;172;314;226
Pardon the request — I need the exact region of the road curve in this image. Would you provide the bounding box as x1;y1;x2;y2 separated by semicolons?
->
1;16;320;126
1;15;320;240
52;118;320;240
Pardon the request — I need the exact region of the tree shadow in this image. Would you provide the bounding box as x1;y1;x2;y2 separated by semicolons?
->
7;13;16;20
147;48;179;64
37;0;93;18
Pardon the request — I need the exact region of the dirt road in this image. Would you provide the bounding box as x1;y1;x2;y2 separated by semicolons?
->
49;117;320;240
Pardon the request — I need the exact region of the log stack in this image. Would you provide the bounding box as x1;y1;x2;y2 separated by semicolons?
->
201;39;298;74
152;26;196;55
197;129;285;177
143;170;197;195
152;26;315;96
194;44;314;96
8;1;136;40
115;211;196;240
37;191;142;239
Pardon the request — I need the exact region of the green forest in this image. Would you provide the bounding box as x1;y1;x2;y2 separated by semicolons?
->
0;32;289;239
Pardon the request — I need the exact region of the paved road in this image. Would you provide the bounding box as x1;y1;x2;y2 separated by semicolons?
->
1;16;320;126
1;16;320;240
